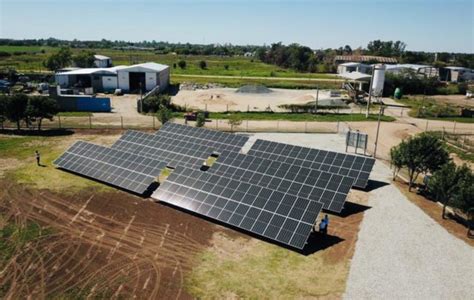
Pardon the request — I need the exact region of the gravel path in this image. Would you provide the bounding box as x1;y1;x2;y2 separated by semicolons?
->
344;161;474;299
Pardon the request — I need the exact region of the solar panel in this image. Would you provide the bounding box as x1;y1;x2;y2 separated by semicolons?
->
209;150;353;212
112;130;213;168
54;141;167;194
157;123;248;153
248;140;375;188
153;167;324;249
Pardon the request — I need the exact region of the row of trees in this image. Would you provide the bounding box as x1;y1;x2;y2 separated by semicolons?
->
390;133;473;223
0;94;57;131
43;48;96;71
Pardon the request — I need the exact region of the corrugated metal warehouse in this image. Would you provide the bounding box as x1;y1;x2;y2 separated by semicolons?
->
55;62;170;93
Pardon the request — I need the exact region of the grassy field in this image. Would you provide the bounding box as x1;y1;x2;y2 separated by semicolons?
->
0;45;336;79
0;135;113;192
395;97;474;123
173;112;396;122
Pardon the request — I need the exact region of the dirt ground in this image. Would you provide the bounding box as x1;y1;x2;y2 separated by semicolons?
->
427;94;474;108
171;87;336;112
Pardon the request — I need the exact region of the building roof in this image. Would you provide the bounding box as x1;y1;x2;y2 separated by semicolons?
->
56;62;168;76
335;55;398;64
337;71;372;81
339;62;370;67
385;64;435;71
445;66;472;71
94;54;111;60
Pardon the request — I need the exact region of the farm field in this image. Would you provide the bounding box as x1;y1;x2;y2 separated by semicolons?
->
0;45;336;79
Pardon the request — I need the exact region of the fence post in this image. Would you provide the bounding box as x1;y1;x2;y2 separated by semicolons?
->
58;115;61;129
277;121;279;132
453;121;456;134
121;116;123;129
216;119;218;130
337;121;340;133
425;120;428;131
89;115;92;129
304;121;307;133
246;119;249;132
153;116;156;129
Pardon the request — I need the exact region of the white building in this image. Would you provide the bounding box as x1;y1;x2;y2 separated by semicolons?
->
94;55;112;68
55;62;170;93
337;62;371;74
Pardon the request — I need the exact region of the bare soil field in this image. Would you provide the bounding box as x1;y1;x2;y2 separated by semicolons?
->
171;87;336;112
427;94;474;108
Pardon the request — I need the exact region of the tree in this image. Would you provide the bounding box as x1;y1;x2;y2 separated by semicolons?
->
5;93;28;130
198;60;207;69
224;64;229;70
429;163;473;219
26;96;58;131
43;47;72;71
227;114;242;132
390;133;449;191
389;144;404;180
73;50;95;67
178;60;186;69
0;94;7;129
195;112;206;127
156;105;172;125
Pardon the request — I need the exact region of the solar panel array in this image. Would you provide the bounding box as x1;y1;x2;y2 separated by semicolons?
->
248;139;375;188
54;122;376;250
208;151;354;212
153;167;323;249
54;141;167;194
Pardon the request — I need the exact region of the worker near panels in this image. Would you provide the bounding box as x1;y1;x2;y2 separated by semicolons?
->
35;150;41;166
319;218;327;234
324;214;329;233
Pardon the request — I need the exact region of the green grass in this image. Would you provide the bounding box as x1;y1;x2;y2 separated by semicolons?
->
394;97;474;123
0;135;113;192
173;112;395;122
57;111;93;117
0;221;52;267
0;45;337;79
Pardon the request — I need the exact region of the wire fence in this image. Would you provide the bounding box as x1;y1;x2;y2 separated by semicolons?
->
0;115;342;134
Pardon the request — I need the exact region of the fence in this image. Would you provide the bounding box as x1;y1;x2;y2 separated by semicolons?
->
1;115;341;134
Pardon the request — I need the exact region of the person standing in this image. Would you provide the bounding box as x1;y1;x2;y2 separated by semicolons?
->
324;214;329;233
35;150;41;166
319;218;327;234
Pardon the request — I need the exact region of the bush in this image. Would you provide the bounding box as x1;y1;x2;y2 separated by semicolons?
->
178;60;186;69
0;51;11;57
198;60;207;70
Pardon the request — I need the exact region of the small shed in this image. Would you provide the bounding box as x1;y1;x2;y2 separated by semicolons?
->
94;55;112;68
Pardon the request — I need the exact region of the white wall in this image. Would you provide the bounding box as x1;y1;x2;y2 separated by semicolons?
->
158;68;170;92
145;72;157;91
117;71;129;91
102;76;118;91
94;59;110;68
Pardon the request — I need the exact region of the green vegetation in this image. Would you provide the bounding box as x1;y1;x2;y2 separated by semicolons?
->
175;112;395;122
0;135;113;192
390;132;450;191
0;221;52;268
0;94;58;131
445;143;474;163
428;162;473;220
394;96;474;123
195;112;206;127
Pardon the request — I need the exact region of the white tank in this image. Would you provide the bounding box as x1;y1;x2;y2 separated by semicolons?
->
371;64;386;97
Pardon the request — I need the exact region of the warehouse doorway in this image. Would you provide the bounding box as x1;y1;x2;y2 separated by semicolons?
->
129;72;146;93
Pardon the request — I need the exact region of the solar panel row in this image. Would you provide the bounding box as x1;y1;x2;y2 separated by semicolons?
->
248;139;375;188
54;141;167;194
208;151;354;212
153;167;323;249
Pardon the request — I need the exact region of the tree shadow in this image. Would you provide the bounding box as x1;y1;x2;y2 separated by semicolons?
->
0;128;74;136
333;201;372;218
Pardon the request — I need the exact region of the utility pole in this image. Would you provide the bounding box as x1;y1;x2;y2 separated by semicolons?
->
373;104;385;159
366;66;375;118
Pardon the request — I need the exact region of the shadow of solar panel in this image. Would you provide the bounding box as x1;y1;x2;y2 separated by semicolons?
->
248;139;375;188
208;150;353;213
153;167;323;249
157;122;249;152
54;141;167;194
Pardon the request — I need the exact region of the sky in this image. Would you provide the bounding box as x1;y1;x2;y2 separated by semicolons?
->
0;0;473;53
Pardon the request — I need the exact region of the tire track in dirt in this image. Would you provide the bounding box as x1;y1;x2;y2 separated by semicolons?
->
0;181;216;299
